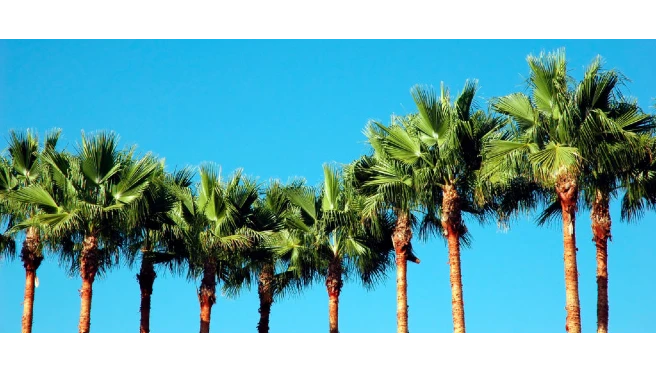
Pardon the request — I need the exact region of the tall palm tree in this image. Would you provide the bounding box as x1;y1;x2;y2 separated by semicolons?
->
485;49;650;332
348;118;422;333
281;164;394;333
9;131;158;332
486;50;583;333
0;129;61;333
373;81;502;333
123;163;195;333
172;164;265;333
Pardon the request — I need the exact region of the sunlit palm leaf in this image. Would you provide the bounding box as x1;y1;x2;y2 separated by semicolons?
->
9;185;61;214
79;131;122;186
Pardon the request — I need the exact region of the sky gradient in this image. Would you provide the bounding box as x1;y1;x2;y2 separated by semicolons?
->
1;40;655;333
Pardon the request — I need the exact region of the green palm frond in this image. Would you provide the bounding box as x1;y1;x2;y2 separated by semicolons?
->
168;166;196;188
455;79;479;122
111;154;158;205
78;130;122;186
492;93;538;133
0;232;16;260
285;186;317;223
528;142;580;179
9;185;61;214
321;164;341;212
535;199;562;226
0;159;19;192
410;85;449;145
44;128;62;153
526;48;570;119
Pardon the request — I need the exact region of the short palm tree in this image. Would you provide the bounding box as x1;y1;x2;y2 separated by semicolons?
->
123;163;195;333
281;164;394;333
9;131;158;332
172;164;265;333
223;179;315;333
0;129;61;333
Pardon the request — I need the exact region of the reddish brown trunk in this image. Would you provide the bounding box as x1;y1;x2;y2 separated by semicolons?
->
78;235;99;333
442;184;466;333
20;227;42;333
393;210;414;333
556;173;581;333
198;262;217;333
326;257;343;333
591;190;611;333
137;253;156;333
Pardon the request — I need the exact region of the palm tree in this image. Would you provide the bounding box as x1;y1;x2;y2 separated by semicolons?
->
0;129;61;333
9;131;158;332
486;50;583;333
124;163;195;333
172;164;265;333
485;49;651;332
372;81;502;333
573;59;654;333
222;179;315;333
347;118;423;333
281;164;394;333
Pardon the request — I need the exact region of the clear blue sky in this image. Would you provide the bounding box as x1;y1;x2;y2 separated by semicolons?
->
1;40;655;333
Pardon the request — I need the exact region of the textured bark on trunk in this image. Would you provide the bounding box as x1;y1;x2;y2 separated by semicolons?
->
20;227;42;333
137;252;156;333
393;210;414;333
591;190;611;333
257;262;274;333
556;173;581;333
326;257;343;333
78;235;99;333
442;184;466;333
198;262;217;333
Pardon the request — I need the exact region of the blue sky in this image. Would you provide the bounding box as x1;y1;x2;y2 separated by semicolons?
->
1;40;655;333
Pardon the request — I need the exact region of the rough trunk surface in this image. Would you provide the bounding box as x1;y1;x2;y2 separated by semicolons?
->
442;184;466;333
79;235;99;333
591;190;611;333
257;262;274;333
326;257;343;333
137;252;156;333
198;262;217;333
393;210;414;333
21;227;42;333
556;172;582;333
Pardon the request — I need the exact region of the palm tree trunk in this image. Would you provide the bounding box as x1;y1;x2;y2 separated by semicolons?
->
198;261;217;333
393;210;414;333
442;184;466;333
257;262;274;333
137;251;156;333
556;174;581;333
20;227;42;333
79;235;99;333
326;257;343;333
591;190;611;333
